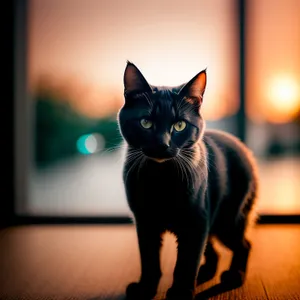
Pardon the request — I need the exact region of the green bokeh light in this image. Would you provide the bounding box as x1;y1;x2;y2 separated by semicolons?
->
76;134;93;155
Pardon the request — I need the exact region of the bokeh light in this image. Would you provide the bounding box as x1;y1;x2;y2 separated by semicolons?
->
265;75;300;123
76;133;105;155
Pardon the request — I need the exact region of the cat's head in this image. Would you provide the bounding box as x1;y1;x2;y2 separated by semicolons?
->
118;61;206;163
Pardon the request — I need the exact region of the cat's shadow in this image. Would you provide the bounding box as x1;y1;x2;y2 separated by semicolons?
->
87;295;125;300
86;282;240;300
195;282;241;300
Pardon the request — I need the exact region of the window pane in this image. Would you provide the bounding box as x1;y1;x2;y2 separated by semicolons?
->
246;0;300;215
25;0;238;216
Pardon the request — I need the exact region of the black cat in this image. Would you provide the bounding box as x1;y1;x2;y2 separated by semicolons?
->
117;61;258;300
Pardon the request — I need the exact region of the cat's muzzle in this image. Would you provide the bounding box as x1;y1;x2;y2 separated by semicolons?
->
142;146;178;163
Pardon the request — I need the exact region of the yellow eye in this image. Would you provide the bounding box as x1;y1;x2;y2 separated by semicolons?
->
173;120;186;132
140;118;153;129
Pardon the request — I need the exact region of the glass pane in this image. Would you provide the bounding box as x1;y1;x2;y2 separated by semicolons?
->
25;0;238;216
246;0;300;215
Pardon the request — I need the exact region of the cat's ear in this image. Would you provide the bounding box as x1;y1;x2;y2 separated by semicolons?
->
123;61;152;96
178;69;207;106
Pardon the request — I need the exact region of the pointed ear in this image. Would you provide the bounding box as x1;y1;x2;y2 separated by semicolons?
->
123;61;152;96
178;69;207;105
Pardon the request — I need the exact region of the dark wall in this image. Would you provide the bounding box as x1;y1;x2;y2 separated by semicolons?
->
1;1;16;227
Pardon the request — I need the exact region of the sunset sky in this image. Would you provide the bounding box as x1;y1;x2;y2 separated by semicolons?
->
28;0;238;119
28;0;300;122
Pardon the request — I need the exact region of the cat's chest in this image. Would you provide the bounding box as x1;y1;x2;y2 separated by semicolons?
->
125;161;205;229
143;172;180;197
128;163;191;205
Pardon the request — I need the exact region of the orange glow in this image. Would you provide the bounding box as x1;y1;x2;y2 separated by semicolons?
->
28;0;238;120
264;75;300;123
246;0;300;124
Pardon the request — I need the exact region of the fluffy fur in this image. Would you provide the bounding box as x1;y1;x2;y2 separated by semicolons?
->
118;61;258;300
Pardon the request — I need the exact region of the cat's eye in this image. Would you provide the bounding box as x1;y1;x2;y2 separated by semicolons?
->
173;121;186;132
140;118;153;129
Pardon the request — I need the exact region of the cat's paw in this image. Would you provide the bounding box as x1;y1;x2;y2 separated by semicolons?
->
220;269;245;287
166;286;194;300
197;263;218;284
126;282;156;300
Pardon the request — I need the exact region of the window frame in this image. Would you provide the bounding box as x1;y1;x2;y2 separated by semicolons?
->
5;0;299;228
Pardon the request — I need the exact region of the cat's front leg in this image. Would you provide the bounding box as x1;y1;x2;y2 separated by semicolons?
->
126;221;162;300
166;217;208;300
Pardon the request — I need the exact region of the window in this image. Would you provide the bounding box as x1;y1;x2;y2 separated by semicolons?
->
14;0;300;220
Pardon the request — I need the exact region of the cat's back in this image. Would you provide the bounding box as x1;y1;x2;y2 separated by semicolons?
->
204;129;247;149
203;129;256;172
202;129;258;228
202;129;258;197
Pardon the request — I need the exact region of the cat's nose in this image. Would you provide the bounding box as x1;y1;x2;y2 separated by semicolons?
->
156;143;169;152
143;142;172;159
155;133;170;150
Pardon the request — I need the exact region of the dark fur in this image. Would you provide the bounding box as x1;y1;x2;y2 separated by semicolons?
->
118;62;258;300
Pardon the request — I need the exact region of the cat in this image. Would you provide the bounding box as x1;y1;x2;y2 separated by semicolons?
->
117;61;258;300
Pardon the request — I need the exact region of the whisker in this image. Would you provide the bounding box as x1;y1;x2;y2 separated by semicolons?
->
125;152;144;182
183;146;209;180
126;154;142;165
178;146;209;188
173;157;184;183
137;155;148;177
101;145;123;155
126;149;144;164
177;153;192;187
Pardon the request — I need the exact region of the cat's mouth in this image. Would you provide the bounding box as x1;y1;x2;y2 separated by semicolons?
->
142;147;178;163
147;157;171;163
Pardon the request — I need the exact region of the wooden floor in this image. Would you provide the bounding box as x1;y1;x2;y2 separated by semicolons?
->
0;224;300;300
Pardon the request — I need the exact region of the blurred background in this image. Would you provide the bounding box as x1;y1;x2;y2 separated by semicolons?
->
18;0;299;217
